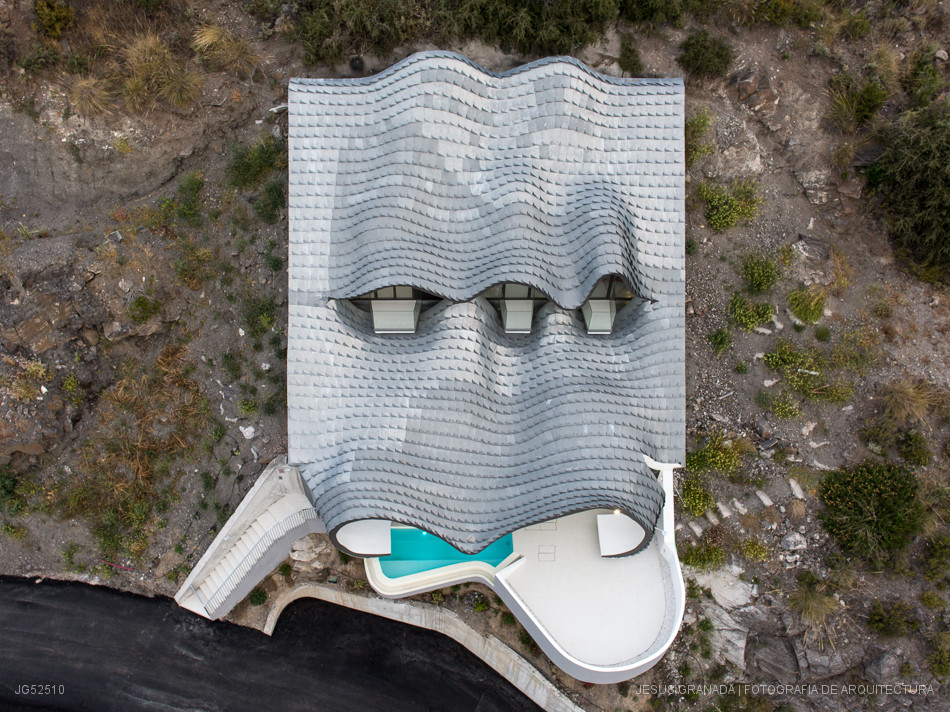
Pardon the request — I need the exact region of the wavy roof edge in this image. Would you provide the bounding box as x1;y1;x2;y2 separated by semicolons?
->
289;50;685;90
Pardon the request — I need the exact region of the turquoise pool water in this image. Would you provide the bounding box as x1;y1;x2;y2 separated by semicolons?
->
378;528;514;578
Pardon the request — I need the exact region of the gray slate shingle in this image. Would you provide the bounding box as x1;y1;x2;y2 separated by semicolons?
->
288;51;684;555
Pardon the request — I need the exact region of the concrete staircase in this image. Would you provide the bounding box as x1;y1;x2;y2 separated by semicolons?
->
175;458;326;619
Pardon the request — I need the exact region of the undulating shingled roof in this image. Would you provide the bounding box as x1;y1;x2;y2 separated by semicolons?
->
287;51;685;556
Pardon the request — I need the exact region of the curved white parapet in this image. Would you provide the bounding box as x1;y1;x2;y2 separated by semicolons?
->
336;519;392;557
365;552;521;599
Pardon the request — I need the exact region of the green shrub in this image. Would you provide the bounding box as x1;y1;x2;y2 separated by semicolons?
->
501;611;516;625
818;461;924;564
929;634;950;678
242;295;278;339
278;562;292;576
229;135;283;189
618;34;643;76
740;538;770;562
868;100;950;279
19;41;59;73
921;590;946;610
740;254;781;295
680;473;714;516
684;237;698;255
686;431;748;475
867;600;920;637
903;47;947;109
249;587;267;605
34;0;74;39
924;534;950;582
753;0;822;27
814;325;831;342
620;0;684;25
685;108;714;168
254;180;284;224
826;73;888;133
698;180;759;232
128;295;162;324
770;391;801;420
733;360;748;374
676;31;732;79
681;541;726;570
897;430;933;466
729;292;774;331
295;0;618;66
787;287;825;324
707;327;731;357
176;171;204;226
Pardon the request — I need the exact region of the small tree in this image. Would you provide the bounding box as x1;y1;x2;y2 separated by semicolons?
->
868;100;950;280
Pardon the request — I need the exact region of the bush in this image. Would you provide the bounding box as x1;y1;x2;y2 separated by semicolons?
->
680;473;714;516
740;254;781;295
740;538;770;562
128;295;162;323
707;327;731;357
770;391;801;420
249;587;267;605
295;0;618;66
818;461;924;564
229;135;283;189
903;47;947;109
698;180;759;232
921;591;946;610
867;601;920;637
814;325;831;342
676;31;732;79
787;287;825;324
924;534;950;582
254;180;284;224
681;542;726;570
686;431;749;476
868;100;950;279
34;0;74;40
176;171;204;226
618;34;643;76
729;292;774;331
897;430;933;466
685;108;714;168
826;73;887;133
242;294;278;339
620;0;683;25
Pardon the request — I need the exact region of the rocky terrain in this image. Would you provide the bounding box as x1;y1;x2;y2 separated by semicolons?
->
2;1;950;711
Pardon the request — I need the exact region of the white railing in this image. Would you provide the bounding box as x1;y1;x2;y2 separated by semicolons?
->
204;508;322;616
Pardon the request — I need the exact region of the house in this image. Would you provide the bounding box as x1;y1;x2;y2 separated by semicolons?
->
177;51;685;683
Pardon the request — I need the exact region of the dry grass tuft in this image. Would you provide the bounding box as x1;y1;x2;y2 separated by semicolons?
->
789;571;839;626
122;33;198;112
159;69;202;108
69;76;114;117
193;25;260;76
882;378;943;424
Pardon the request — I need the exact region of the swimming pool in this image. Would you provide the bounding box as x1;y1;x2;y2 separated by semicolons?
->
378;527;514;578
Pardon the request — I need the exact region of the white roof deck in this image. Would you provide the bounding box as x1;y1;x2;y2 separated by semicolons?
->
502;511;671;666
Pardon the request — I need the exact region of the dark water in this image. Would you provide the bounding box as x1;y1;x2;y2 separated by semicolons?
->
0;576;541;712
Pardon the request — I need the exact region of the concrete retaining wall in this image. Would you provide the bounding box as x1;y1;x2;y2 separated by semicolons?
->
264;584;584;712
